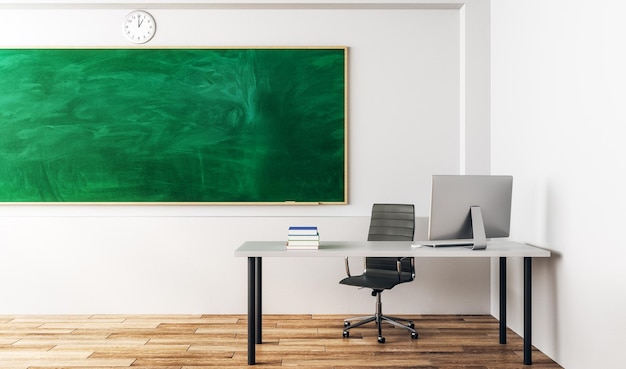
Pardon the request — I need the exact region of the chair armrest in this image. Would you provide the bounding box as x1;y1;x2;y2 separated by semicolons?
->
397;257;415;281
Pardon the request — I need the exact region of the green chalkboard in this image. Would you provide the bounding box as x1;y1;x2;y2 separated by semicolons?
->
0;48;347;204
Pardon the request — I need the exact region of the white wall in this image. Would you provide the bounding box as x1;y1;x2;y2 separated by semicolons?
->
0;1;493;316
491;1;626;368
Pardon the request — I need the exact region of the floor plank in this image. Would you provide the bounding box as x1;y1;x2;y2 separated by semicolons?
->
0;314;562;368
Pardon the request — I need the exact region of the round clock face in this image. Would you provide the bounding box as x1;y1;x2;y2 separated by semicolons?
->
124;10;156;44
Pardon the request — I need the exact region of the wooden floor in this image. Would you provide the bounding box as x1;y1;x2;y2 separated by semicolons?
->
0;314;562;369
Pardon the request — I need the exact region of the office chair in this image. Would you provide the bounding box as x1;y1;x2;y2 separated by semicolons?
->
339;203;418;343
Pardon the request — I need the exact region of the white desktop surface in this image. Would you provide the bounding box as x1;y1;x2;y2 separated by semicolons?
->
235;240;550;258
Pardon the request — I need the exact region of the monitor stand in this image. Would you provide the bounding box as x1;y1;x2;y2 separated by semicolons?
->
469;206;487;250
420;206;487;250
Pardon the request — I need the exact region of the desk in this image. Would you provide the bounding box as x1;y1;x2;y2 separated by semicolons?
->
235;240;550;365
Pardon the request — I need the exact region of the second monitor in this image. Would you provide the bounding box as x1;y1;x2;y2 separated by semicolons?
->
424;175;513;250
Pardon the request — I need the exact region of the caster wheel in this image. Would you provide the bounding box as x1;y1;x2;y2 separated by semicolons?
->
344;321;350;328
411;332;418;339
343;331;349;338
377;336;386;344
408;322;415;329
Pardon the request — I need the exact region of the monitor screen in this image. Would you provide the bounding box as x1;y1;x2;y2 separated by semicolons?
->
427;175;513;249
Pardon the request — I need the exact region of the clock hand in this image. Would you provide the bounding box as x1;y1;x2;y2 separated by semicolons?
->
138;15;144;28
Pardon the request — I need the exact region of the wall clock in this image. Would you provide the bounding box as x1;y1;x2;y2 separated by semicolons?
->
124;10;156;44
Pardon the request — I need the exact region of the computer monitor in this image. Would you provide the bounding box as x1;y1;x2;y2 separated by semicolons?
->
425;175;513;250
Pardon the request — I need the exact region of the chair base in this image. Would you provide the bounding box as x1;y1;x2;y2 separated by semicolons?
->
342;291;418;343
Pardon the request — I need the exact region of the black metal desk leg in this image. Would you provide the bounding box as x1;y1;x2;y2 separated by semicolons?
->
524;257;532;365
247;257;256;365
255;257;262;344
499;257;507;344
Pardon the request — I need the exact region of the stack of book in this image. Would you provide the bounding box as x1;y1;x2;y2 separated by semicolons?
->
287;226;320;250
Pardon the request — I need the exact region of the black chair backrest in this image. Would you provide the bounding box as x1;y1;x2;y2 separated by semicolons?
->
366;204;415;275
367;204;415;241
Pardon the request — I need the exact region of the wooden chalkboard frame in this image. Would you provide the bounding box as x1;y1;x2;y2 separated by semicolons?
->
0;47;348;205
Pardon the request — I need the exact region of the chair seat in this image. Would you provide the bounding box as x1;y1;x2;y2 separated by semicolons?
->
339;271;413;290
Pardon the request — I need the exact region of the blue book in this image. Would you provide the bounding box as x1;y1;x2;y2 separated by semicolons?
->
288;226;318;236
